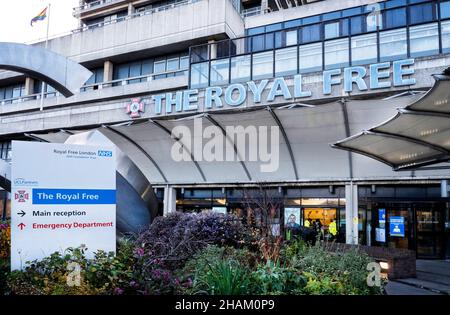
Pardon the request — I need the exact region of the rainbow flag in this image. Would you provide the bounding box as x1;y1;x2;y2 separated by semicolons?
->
30;7;48;26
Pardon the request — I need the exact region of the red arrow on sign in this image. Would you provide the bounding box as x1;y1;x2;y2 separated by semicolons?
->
18;223;26;230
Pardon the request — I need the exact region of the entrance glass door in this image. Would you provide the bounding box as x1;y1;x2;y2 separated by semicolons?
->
415;206;444;259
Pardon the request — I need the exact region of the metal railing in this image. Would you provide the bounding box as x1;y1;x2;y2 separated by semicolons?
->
241;6;262;18
73;0;125;15
0;69;187;106
73;0;198;33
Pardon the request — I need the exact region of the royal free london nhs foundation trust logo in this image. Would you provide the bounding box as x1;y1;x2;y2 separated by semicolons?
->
126;98;145;118
14;190;29;203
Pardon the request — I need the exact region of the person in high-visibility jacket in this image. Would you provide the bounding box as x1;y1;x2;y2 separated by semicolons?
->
329;220;337;237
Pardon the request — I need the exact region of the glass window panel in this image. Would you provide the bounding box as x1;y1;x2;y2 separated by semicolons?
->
190;62;209;88
324;38;349;70
340;19;349;36
366;13;382;32
252;34;265;52
275;47;297;76
409;23;439;58
0;88;4;100
154;59;166;73
351;16;364;35
142;59;154;75
210;58;229;85
266;23;282;32
299;42;322;73
301;24;321;43
252;51;273;80
384;8;406;29
441;1;450;19
12;86;22;98
409;3;436;25
129;62;142;83
230;55;251;83
379;28;407;61
180;56;189;69
247;26;265;35
441;20;450;53
351;33;378;66
167;57;179;71
4;87;12;100
114;64;129;80
286;30;297;46
95;69;104;83
325;22;339;39
343;7;362;17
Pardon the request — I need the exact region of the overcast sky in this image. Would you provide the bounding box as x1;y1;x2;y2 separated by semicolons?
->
0;0;79;43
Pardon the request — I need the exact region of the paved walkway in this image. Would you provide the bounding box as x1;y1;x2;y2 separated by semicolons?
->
386;260;450;295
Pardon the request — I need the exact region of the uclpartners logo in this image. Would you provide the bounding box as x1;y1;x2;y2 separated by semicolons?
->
98;150;113;157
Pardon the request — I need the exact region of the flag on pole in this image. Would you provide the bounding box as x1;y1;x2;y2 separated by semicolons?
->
30;7;48;26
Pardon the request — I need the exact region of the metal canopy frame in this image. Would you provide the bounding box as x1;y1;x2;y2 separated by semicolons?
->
333;70;450;171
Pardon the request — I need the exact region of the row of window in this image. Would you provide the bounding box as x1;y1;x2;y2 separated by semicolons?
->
112;53;189;85
0;84;25;102
191;0;450;63
190;22;450;88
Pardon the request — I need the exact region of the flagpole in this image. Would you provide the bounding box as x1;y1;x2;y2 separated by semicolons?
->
39;3;51;111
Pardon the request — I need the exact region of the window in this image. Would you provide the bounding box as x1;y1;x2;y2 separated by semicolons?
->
210;58;229;85
351;16;364;35
166;57;179;78
325;22;340;39
441;1;450;19
129;62;142;83
379;28;407;61
324;38;349;70
366;11;382;32
385;0;406;9
441;20;450;53
230;55;251;83
351;33;377;66
409;23;439;57
286;30;297;46
275;47;297;76
299;42;322;73
252;51;273;80
301;24;321;43
142;59;154;76
190;62;209;88
384;8;406;29
409;2;436;25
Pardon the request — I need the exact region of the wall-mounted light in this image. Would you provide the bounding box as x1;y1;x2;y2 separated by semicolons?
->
222;187;226;194
181;187;185;194
371;184;376;194
379;262;389;270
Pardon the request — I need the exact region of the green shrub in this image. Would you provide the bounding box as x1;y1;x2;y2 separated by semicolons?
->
251;260;307;295
181;245;256;295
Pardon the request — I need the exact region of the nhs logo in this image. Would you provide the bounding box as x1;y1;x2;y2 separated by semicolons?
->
98;150;113;157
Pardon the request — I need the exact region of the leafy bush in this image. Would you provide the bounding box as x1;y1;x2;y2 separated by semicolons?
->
287;242;384;295
135;212;254;270
181;245;255;295
251;260;306;295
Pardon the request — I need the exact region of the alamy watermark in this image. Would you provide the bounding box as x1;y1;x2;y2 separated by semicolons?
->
170;118;280;173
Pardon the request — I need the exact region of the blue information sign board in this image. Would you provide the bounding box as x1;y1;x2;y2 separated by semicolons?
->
389;216;405;237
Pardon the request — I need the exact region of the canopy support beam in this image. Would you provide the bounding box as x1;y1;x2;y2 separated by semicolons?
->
102;125;168;183
204;114;253;181
150;120;207;182
266;106;299;180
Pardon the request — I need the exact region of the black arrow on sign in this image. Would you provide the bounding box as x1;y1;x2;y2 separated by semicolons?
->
17;210;26;217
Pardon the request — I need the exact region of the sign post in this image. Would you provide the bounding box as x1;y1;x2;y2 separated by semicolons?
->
11;141;116;270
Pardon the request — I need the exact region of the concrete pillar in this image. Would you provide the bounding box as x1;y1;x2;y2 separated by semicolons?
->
208;39;217;60
345;183;359;245
24;77;35;96
128;3;135;15
441;180;449;198
103;60;114;82
163;186;177;215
